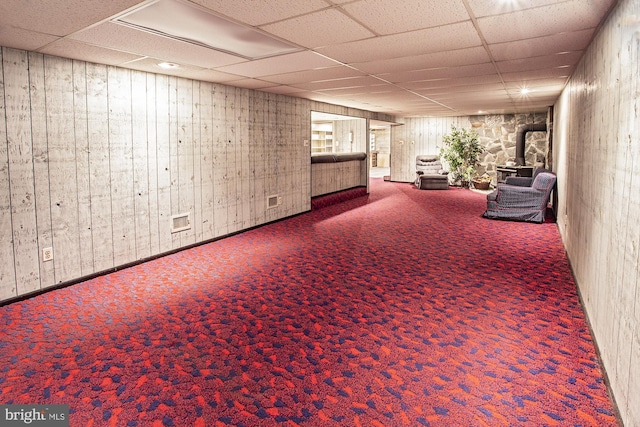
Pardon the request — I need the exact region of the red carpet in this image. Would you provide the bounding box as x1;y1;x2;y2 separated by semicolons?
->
0;179;618;426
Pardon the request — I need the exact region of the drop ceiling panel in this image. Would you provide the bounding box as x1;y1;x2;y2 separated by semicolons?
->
419;83;507;95
0;0;143;36
191;0;329;26
260;9;375;49
477;2;608;44
404;74;503;91
215;51;340;78
488;29;594;61
501;67;574;82
496;52;583;74
465;0;564;18
0;27;59;52
262;66;367;85
316;21;482;64
384;62;497;84
340;0;470;35
352;47;491;74
292;75;388;91
40;39;144;66
69;22;247;69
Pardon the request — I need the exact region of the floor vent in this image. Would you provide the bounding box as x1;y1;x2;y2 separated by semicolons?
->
267;195;281;209
171;212;191;233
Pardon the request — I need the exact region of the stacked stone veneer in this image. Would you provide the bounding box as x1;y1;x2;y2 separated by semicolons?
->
467;113;549;183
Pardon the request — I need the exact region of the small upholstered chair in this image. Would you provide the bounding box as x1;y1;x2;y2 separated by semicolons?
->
483;171;556;223
503;167;551;187
415;155;449;190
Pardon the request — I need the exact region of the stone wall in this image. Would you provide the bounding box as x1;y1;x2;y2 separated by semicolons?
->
466;112;550;182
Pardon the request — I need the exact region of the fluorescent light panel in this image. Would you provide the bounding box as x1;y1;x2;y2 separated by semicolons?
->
113;0;301;60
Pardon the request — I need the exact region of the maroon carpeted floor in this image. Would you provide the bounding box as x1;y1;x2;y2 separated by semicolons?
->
0;179;619;426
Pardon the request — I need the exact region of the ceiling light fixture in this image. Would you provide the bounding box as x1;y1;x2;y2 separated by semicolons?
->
113;0;302;60
520;88;532;95
158;62;180;69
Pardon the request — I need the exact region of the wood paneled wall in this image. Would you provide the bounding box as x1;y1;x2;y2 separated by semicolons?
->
553;0;639;424
390;117;464;182
333;118;367;154
0;47;395;303
311;161;365;197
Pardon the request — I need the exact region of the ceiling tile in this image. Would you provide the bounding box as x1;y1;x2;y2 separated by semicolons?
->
316;21;482;63
191;0;329;26
292;75;386;91
352;46;491;74
477;2;607;44
341;0;470;35
404;74;503;91
70;22;248;69
466;0;562;18
496;51;583;73
214;51;341;78
384;62;497;84
40;39;144;66
488;29;594;60
501;67;573;82
0;0;144;36
262;66;367;85
260;9;375;49
0;27;59;52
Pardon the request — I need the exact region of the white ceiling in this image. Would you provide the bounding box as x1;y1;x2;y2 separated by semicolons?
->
0;0;616;117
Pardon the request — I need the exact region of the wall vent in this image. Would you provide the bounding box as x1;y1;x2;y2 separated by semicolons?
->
267;195;282;209
171;212;191;233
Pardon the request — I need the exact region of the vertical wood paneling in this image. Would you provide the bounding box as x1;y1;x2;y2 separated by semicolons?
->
252;91;266;226
107;66;135;266
553;0;639;424
176;78;196;246
72;59;94;277
28;52;55;288
146;73;160;255
199;82;214;240
5;48;40;293
0;48;17;300
192;81;203;241
46;56;82;283
226;86;239;233
212;84;228;237
238;88;251;229
155;75;172;253
168;76;180;249
131;70;151;260
86;62;113;272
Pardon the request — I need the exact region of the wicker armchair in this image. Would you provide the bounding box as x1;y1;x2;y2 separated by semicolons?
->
483;171;556;223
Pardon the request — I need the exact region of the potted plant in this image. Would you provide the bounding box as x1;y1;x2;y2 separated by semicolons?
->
439;125;483;188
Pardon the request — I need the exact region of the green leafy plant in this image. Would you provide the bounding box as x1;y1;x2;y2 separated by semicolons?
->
439;125;483;187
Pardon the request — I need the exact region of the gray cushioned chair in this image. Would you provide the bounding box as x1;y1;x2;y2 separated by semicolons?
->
483;171;556;223
415;155;449;190
503;167;551;187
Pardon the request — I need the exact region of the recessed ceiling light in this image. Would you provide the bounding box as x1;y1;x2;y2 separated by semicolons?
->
520;88;532;95
158;62;180;69
113;0;301;60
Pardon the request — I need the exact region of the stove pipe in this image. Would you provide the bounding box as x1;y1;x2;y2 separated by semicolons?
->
515;123;547;166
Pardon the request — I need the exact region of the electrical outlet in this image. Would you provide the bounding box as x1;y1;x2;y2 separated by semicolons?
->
42;247;53;262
